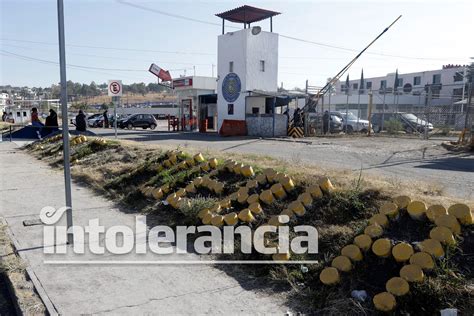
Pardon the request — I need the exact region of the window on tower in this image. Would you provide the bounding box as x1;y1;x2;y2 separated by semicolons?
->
228;104;234;115
229;61;234;73
260;60;265;72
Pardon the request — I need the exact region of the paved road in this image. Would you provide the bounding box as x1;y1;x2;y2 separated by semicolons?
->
0;142;288;315
92;127;474;200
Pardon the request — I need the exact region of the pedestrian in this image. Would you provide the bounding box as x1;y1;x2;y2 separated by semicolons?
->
31;107;43;127
45;109;59;127
103;109;109;128
75;110;87;132
323;110;330;134
1;111;6;122
293;108;301;127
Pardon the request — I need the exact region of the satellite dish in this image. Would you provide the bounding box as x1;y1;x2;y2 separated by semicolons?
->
251;26;261;35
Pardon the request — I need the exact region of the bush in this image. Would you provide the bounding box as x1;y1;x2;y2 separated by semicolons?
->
384;118;403;134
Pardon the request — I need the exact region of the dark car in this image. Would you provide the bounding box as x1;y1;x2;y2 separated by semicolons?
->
118;114;157;130
371;112;433;133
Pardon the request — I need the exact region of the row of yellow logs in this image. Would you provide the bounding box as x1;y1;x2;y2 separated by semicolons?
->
319;195;473;312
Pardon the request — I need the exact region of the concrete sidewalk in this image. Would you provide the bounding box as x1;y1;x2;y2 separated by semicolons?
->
0;142;288;315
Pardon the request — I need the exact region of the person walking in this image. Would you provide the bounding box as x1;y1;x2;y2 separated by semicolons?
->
103;109;109;128
76;110;87;132
44;109;59;135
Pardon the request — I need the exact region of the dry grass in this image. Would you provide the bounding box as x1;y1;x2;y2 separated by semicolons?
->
0;224;46;315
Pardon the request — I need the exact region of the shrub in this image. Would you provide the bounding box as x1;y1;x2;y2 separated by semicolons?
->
384;118;403;134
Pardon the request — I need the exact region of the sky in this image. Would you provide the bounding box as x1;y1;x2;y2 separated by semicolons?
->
1;0;473;89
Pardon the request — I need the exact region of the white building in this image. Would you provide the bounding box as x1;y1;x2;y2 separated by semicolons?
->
216;5;285;136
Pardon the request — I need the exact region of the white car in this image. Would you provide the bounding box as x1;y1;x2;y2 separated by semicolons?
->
332;111;370;133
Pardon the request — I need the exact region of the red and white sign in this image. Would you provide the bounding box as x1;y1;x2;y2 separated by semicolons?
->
148;63;172;82
172;78;193;88
108;80;122;97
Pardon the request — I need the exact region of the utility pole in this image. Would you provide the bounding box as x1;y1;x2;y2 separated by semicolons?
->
57;0;73;244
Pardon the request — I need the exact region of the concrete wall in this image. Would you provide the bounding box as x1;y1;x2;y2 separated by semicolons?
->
246;114;287;137
217;29;279;131
246;96;266;114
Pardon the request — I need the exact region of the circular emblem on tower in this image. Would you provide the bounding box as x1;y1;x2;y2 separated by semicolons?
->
222;73;241;103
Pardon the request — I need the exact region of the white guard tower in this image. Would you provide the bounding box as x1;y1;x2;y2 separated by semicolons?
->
216;5;280;135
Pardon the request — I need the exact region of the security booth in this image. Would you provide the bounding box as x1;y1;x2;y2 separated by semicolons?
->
245;90;307;137
172;76;217;132
198;94;218;131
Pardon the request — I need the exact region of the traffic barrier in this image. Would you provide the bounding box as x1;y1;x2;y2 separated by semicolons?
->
386;277;410;297
319;267;340;285
331;255;352;272
354;234;373;251
341;244;363;261
392;242;414;262
372;238;392;258
399;264;424;282
288;126;304;138
373;292;396;312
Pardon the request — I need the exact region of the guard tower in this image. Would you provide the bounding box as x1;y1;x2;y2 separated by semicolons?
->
216;5;280;135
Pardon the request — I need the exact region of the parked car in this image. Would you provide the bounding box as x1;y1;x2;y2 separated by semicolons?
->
109;114;128;128
118;114;157;130
332;111;370;133
312;112;343;133
87;114;104;128
371;112;433;133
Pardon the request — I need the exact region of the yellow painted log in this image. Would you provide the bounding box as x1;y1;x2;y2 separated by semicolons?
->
228;192;239;201
237;187;249;195
420;239;445;258
177;161;188;170
319;177;335;193
163;160;172;168
372;238;392;258
400;264;424;282
263;168;277;182
245;179;259;189
364;224;384;238
247;193;259;205
198;208;211;219
152;188;163;200
297;192;313;208
208;158;218;169
259;190;275;205
426;204;447;222
224;212;238;225
273;172;285;183
393;195;411;209
271;183;287;199
409;252;434;270
238;209;255;222
175;188;187;198
256;174;267;185
380;202;399;218
407;201;426;220
185;183;196;194
373;292;397;312
319;267;340;285
169;196;181;209
166;193;177;204
435;214;461;235
386;277;410;296
331;255;352;272
233;163;243;175
280;176;295;192
219;199;232;209
281;208;294;218
193;177;203;187
202;212;215;225
307;185;323;198
211;215;224;227
160;184;170;194
429;226;455;245
272;252;290;261
392;242;414;262
212;182;225;195
354;234;373;251
185;157;195;167
288;201;306;216
209;169;219;177
210;203;222;214
200;162;210;172
448;203;473;225
169;155;178;165
341;244;363;262
193;153;205;163
249;202;263;214
237;192;249;205
241;165;255;177
268;215;286;227
369;214;389;228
